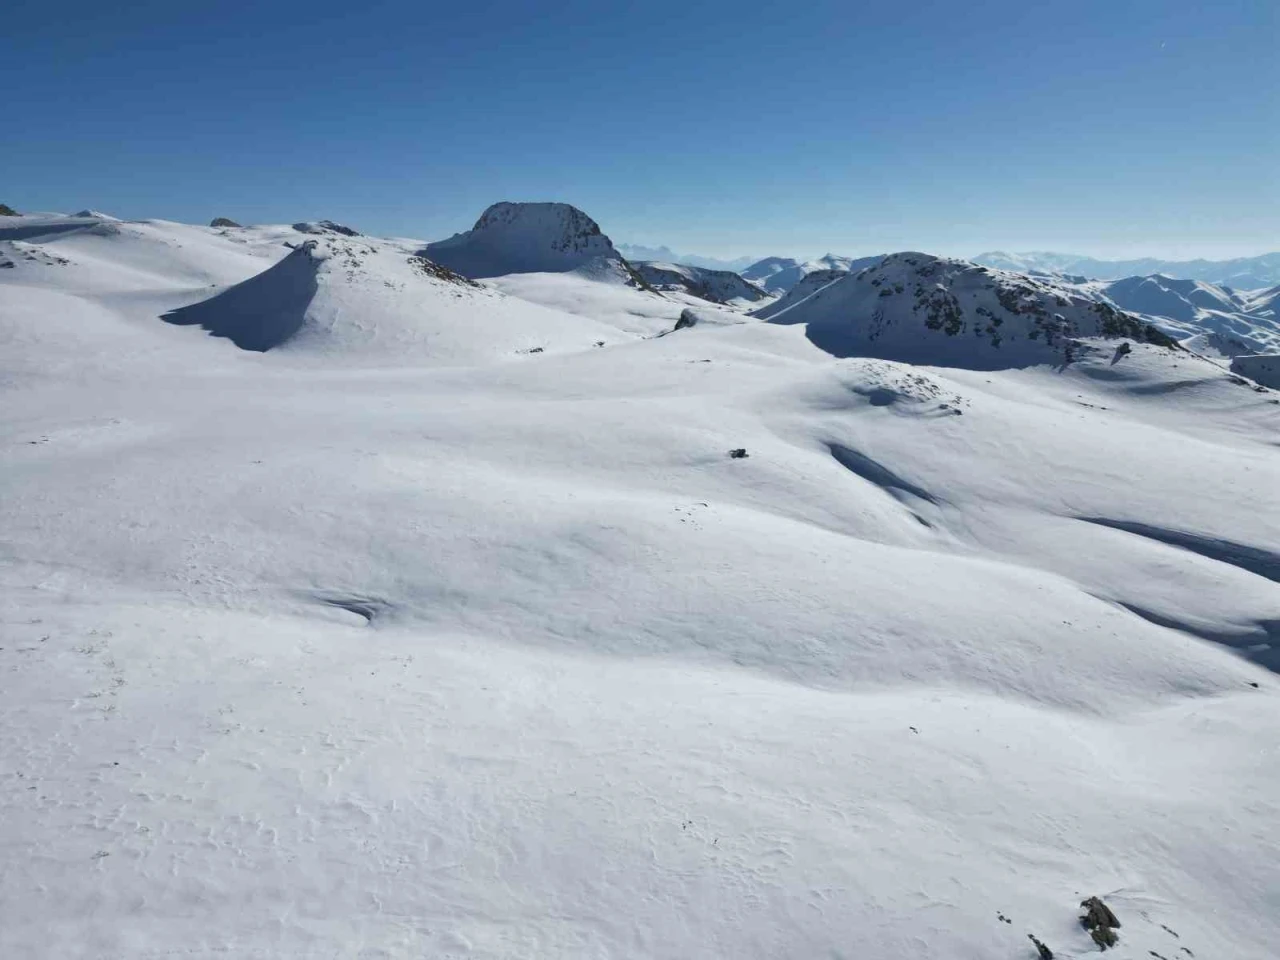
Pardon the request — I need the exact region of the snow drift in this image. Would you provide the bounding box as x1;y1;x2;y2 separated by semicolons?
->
158;227;627;362
161;241;320;350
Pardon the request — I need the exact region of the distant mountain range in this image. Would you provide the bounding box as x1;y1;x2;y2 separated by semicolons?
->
973;251;1280;288
615;244;757;273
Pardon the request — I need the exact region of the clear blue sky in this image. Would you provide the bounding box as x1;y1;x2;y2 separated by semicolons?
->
4;0;1276;259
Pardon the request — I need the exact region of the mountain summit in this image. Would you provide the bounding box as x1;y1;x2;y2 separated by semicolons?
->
423;202;630;280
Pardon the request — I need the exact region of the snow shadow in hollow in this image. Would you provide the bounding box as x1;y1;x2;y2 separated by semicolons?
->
314;593;392;625
161;243;319;351
1116;602;1280;674
1077;517;1280;583
828;442;939;504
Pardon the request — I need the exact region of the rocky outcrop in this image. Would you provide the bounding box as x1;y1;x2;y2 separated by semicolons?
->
422;202;629;280
293;220;360;237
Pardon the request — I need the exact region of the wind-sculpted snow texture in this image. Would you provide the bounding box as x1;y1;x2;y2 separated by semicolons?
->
768;252;1178;368
2;211;1279;960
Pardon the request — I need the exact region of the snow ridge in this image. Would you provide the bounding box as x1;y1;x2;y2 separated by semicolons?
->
631;260;766;304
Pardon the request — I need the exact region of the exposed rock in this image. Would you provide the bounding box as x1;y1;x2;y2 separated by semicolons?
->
210;217;242;228
728;448;748;459
1080;896;1120;950
1028;933;1054;959
407;255;481;288
0;203;19;216
293;219;360;237
632;261;766;304
421;201;628;280
673;308;699;331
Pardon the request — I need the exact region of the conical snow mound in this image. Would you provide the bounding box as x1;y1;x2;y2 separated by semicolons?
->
422;201;628;279
160;230;624;363
771;252;1178;369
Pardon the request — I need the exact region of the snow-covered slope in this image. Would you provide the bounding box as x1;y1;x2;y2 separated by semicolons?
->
742;254;882;293
767;252;1177;368
1232;353;1280;388
422;201;636;281
161;230;626;363
631;260;766;304
751;266;848;320
976;250;1280;287
3;216;1279;960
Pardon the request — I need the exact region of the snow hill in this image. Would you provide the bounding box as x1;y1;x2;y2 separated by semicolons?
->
751;266;848;320
631;260;766;304
422;201;638;281
742;253;882;293
975;250;1280;288
3;212;1279;960
766;251;1177;369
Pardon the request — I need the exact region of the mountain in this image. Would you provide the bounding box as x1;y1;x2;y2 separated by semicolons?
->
766;252;1176;368
4;212;1279;960
1090;274;1280;357
630;261;766;304
616;243;757;272
975;250;1280;287
423;201;634;280
742;254;883;293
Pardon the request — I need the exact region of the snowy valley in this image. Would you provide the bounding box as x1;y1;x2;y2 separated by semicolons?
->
2;204;1278;960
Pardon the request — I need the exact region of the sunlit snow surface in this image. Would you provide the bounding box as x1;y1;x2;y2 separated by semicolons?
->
2;214;1278;959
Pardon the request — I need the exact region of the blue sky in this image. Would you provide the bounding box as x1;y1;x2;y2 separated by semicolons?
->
3;0;1275;259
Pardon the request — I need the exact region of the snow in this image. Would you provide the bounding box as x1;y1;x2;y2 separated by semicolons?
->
2;212;1279;960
